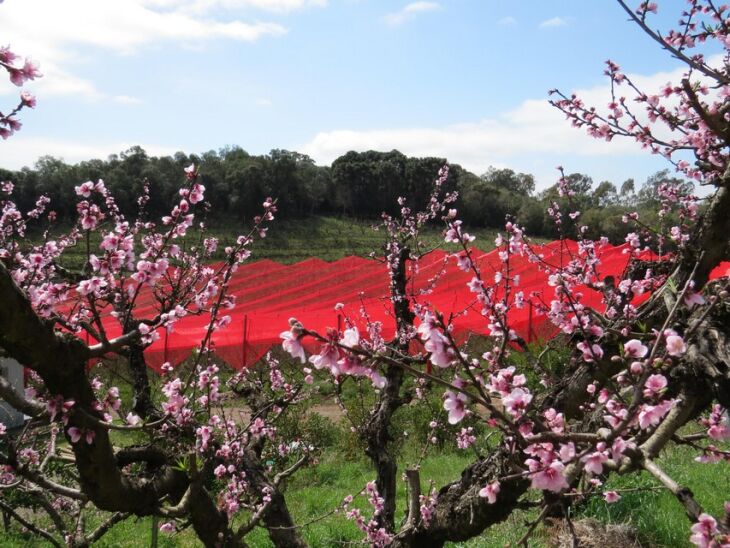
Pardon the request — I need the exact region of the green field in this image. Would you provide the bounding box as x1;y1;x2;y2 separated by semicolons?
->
48;215;504;269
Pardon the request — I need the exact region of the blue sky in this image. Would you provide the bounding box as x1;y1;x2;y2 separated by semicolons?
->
0;0;707;189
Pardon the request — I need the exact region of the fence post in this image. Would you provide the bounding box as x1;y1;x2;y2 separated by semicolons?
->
242;315;248;368
527;300;533;344
85;331;91;369
163;329;169;365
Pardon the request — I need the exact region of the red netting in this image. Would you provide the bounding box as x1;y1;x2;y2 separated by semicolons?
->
80;246;728;372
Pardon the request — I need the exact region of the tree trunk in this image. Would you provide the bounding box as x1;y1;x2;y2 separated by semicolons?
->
682;184;730;289
188;484;244;548
363;364;404;531
362;245;414;531
242;450;307;548
127;338;156;419
392;446;530;548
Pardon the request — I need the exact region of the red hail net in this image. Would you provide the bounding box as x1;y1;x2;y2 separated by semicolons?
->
76;243;729;372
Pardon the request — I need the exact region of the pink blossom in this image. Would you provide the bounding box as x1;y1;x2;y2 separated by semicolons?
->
78;277;108;297
196;425;213;451
184;163;196;180
577;341;604;362
280;329;306;363
503;387;532;418
684;291;706;309
705;406;730;441
21;59;41;82
159;522;176;534
67;427;94;444
478;481;500;504
418;313;454;367
707;423;730;441
665;333;687;356
530;460;568;492
189;183;205;204
443;390;468;424
624;339;648;358
603;491;621;503
455;427;476;449
424;330;454;368
369;369;387;389
74;181;95;198
690;513;719;548
309;343;339;371
341;326;360;348
544;408;565;433
643;374;667;397
20;91;36;108
582;448;609;475
559;442;575;462
638;399;674;429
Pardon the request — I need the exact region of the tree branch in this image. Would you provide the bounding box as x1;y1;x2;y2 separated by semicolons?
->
404;468;421;530
0;497;63;548
616;0;729;84
642;458;705;523
0;374;45;417
86;512;128;544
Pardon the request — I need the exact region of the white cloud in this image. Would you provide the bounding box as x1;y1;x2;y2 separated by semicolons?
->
497;16;516;26
299;63;693;186
0;0;288;100
256;98;273;107
0;137;180;170
385;1;440;26
540;16;567;28
143;0;326;14
31;68;104;99
0;1;287;54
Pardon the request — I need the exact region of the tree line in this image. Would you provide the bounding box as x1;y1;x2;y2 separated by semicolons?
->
0;145;691;242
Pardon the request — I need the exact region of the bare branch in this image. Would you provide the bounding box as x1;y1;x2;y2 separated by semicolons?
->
86;512;128;544
0;497;63;548
87;330;140;358
274;455;308;488
0;374;45;417
616;0;729;84
404;468;421;530
642;458;705;523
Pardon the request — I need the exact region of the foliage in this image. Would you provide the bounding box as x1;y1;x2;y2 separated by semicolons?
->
2;147;699;246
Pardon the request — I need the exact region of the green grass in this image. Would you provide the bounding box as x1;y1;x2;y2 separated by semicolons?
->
246;216;502;264
578;443;730;547
2;420;724;548
44;215;503;269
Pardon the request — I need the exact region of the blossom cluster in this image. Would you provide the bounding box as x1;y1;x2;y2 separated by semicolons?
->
0;44;39;139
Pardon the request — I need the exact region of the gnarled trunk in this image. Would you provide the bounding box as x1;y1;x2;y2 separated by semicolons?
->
362;245;415;531
127;338;157;419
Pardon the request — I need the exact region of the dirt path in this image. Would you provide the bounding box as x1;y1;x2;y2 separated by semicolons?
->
221;398;344;424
